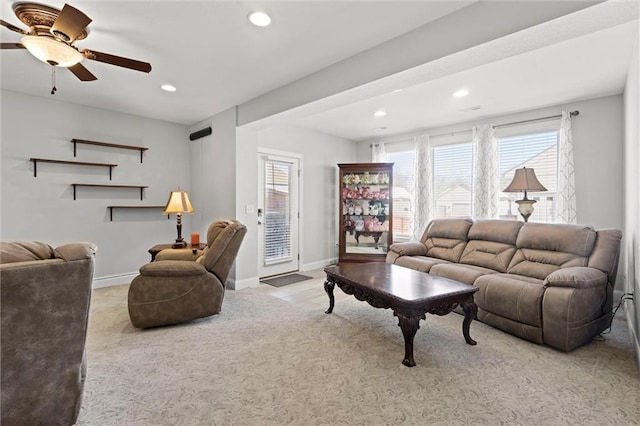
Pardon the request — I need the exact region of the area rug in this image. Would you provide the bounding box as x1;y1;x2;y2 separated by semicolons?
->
260;273;313;287
77;282;640;425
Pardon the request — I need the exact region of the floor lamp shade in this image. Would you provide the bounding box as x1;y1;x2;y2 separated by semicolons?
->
503;167;547;222
163;190;194;247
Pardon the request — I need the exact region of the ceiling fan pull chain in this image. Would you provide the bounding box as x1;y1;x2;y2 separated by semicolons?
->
50;65;57;95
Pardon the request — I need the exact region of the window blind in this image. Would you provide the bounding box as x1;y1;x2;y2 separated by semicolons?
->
433;142;473;218
264;160;292;264
497;131;558;223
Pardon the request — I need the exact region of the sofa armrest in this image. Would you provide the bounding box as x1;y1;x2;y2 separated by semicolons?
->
139;260;207;277
155;248;204;262
54;243;97;261
544;267;608;289
389;242;427;257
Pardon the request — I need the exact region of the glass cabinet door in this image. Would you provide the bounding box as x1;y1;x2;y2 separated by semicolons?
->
338;163;393;263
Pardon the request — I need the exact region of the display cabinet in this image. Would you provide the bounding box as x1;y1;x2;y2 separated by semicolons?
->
338;163;393;263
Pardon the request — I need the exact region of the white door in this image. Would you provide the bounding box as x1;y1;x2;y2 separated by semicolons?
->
258;152;300;278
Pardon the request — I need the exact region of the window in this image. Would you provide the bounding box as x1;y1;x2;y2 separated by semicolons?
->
497;131;559;223
264;159;292;264
433;142;473;218
386;144;414;238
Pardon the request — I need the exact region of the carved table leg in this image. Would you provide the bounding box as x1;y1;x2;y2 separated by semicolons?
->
461;300;478;346
395;312;424;367
324;279;335;314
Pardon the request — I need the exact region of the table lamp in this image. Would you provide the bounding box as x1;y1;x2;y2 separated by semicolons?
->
503;167;547;222
163;189;194;248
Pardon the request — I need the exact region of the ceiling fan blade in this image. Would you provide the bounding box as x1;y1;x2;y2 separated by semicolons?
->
50;4;92;43
0;42;25;49
82;49;152;73
1;19;28;35
68;63;97;81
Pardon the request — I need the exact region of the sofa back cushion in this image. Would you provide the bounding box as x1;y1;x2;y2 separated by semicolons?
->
507;223;596;280
588;228;622;283
421;218;472;263
459;220;523;272
0;241;54;265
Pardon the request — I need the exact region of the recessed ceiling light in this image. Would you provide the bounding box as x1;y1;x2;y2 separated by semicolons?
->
453;89;469;98
249;11;271;27
374;110;387;117
161;84;176;92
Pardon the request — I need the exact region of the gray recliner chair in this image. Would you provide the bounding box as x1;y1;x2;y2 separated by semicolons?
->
128;219;247;328
1;241;97;426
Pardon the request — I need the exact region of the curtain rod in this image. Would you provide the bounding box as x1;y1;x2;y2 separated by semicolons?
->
429;110;580;139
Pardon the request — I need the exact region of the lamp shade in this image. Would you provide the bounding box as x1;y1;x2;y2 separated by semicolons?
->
21;36;83;67
163;190;194;214
503;167;547;193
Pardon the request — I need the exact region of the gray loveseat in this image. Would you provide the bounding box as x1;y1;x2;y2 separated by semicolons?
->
386;219;622;352
1;241;97;425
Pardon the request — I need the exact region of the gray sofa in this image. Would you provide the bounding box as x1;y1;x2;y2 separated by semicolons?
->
1;241;97;425
386;219;622;352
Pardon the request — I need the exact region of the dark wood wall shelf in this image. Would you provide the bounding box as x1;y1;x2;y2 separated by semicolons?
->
72;184;148;200
71;139;149;163
30;158;117;179
107;205;168;221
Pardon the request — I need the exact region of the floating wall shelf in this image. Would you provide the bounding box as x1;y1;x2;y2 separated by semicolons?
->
30;158;117;179
107;205;168;221
71;139;149;163
71;184;148;200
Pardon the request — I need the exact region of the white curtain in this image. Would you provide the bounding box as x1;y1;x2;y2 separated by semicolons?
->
410;134;434;240
472;124;499;219
371;142;386;162
555;111;577;224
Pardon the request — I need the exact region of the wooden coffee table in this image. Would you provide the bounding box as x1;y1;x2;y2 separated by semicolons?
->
324;262;478;367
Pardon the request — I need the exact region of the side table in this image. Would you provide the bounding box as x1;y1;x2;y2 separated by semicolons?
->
148;243;207;261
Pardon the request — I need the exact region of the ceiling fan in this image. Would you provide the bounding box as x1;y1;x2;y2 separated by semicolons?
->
1;2;151;90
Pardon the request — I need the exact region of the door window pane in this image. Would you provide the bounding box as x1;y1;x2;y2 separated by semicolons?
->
264;160;292;264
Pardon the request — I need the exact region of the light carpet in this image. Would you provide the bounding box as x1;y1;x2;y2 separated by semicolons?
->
78;281;640;425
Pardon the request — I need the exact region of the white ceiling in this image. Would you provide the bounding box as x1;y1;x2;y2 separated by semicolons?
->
1;1;639;142
0;0;472;124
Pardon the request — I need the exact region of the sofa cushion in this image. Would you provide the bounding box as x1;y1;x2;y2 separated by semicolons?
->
474;273;545;327
429;263;496;285
0;241;55;264
393;256;449;273
507;223;596;280
421;218;473;263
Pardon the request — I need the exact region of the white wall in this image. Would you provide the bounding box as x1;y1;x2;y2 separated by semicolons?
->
358;95;624;233
188;108;237;236
623;32;640;373
235;125;357;289
0;90;190;285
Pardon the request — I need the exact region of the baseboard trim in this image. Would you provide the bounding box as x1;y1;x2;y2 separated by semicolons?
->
229;276;260;290
93;272;138;289
301;258;337;272
624;304;640;378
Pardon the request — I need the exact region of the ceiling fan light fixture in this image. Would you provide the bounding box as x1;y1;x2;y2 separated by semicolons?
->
21;35;82;67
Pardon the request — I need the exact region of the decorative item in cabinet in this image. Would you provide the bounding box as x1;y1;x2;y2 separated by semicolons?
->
338;162;393;264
